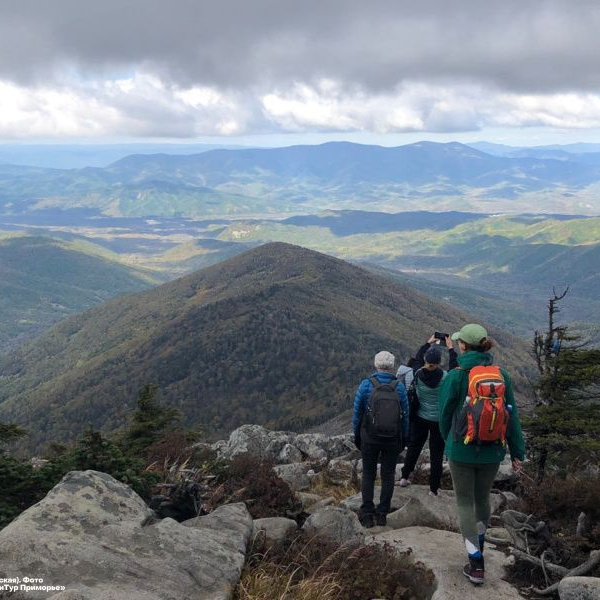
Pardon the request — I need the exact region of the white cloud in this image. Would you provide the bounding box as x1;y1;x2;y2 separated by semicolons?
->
2;72;600;140
0;73;250;139
261;81;600;134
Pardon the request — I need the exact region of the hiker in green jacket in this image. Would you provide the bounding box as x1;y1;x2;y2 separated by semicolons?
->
439;323;525;586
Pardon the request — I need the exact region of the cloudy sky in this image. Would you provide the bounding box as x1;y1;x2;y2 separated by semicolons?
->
2;0;600;146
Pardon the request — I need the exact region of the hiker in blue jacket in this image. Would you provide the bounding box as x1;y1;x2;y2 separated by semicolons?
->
352;351;409;528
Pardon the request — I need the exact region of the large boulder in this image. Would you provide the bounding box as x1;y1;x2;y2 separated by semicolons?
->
0;470;252;600
370;527;523;599
558;576;600;599
302;506;364;546
215;424;295;462
340;484;504;531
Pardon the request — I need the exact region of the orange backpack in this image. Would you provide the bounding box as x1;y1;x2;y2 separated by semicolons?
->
456;365;511;446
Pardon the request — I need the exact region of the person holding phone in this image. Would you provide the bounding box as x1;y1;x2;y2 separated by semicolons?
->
398;334;458;495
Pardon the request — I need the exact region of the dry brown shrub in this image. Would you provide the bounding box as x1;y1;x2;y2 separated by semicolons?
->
144;430;193;475
208;454;301;519
235;532;435;600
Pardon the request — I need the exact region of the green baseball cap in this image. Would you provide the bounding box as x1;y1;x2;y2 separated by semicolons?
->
451;323;488;345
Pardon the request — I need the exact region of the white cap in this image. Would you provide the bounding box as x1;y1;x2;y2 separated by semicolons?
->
374;350;395;371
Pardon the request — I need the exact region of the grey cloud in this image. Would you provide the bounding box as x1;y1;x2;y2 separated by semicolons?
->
1;0;600;94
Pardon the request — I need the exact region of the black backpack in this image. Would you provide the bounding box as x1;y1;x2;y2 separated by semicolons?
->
363;377;402;441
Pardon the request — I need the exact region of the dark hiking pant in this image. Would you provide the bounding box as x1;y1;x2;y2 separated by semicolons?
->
360;441;401;516
401;417;445;494
449;460;500;550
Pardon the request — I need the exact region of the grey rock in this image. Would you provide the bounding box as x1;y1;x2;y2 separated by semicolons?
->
252;517;297;546
273;463;312;491
370;527;522;599
306;497;336;514
295;491;323;510
499;491;520;509
293;435;329;464
326;434;356;458
327;458;354;480
278;443;303;464
294;433;354;463
302;506;364;545
486;527;513;545
0;470;252;600
558;576;600;600
182;502;253;554
495;462;516;483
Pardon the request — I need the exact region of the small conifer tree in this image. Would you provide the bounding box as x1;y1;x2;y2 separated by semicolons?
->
120;384;181;457
527;289;600;482
0;421;51;529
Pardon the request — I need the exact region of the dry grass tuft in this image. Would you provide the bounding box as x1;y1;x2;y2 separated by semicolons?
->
308;471;359;504
236;564;341;600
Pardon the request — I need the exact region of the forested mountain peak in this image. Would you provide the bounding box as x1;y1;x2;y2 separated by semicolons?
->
0;243;534;452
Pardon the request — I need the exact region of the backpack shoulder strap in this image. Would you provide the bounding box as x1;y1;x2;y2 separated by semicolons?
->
369;376;380;387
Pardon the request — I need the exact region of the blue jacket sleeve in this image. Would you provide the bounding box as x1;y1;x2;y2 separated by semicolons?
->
397;383;409;441
352;379;370;435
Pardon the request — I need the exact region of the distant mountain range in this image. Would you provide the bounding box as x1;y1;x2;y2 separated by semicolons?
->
0;243;534;452
2;141;600;218
468;141;600;158
217;210;600;333
0;143;246;169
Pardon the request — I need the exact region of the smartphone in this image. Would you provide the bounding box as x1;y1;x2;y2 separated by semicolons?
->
434;332;449;347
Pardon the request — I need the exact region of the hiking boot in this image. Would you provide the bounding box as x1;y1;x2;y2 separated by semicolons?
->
398;478;410;487
428;490;438;497
375;513;387;527
463;555;484;585
360;513;375;529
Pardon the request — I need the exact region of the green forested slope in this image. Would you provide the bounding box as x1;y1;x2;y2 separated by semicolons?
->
0;242;534;452
0;236;154;350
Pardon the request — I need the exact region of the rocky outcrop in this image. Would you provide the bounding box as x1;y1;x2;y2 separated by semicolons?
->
0;470;252;600
210;425;354;465
370;527;523;599
215;425;296;462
